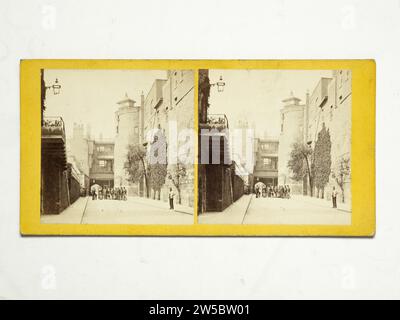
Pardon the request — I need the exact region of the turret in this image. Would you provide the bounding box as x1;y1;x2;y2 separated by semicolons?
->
113;93;141;195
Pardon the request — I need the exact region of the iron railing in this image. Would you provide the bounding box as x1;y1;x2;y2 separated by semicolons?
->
42;116;66;141
206;114;229;129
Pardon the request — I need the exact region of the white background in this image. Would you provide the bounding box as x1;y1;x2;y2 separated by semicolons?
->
0;0;398;300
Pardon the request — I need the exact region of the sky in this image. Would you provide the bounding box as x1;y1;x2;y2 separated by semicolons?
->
44;69;168;139
44;69;333;140
208;69;333;138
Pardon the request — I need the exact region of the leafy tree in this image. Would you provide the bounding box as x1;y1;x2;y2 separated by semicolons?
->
148;163;167;200
332;156;350;203
124;145;149;198
147;128;168;200
313;123;332;198
287;140;314;196
168;162;187;205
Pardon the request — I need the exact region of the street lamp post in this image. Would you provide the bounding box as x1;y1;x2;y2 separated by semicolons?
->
211;75;226;92
49;78;61;95
41;69;62;125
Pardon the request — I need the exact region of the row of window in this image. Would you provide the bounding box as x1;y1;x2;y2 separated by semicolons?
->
96;146;113;153
259;157;278;169
98;160;112;168
260;143;278;152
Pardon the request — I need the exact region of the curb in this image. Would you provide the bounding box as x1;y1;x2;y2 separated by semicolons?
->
241;194;254;224
174;209;194;215
79;196;90;224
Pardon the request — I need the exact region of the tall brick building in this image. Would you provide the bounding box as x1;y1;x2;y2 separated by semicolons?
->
305;70;352;204
142;70;195;208
278;70;352;205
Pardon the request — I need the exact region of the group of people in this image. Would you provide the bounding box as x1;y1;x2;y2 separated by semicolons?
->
255;184;291;199
91;186;127;201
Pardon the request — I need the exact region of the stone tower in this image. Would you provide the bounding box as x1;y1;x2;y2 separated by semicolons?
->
113;93;140;195
278;92;305;192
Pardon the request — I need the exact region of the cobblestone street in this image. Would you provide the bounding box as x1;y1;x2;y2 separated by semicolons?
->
199;195;351;225
41;197;194;225
244;196;351;225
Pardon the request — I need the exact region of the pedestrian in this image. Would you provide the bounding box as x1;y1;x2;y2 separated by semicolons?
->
123;187;127;200
168;188;175;210
287;185;291;199
256;186;261;198
332;186;338;209
99;187;103;200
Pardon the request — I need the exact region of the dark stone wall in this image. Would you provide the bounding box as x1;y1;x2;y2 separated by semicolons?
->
232;172;244;202
42;157;61;214
205;165;223;211
41;156;69;214
42;157;82;214
67;165;81;205
221;167;233;211
205;165;239;212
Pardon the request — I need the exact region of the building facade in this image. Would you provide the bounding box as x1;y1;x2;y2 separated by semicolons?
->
67;123;115;191
278;70;352;205
67;155;89;195
90;140;114;188
142;71;195;208
253;138;279;187
230;119;256;190
67;123;92;194
306;71;352;204
68;123;91;177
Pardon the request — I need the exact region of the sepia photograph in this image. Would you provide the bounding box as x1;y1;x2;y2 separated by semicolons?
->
40;69;195;224
7;0;386;300
198;69;352;225
20;59;373;237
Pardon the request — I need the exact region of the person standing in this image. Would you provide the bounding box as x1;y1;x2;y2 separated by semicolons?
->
332;186;338;209
168;188;175;210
